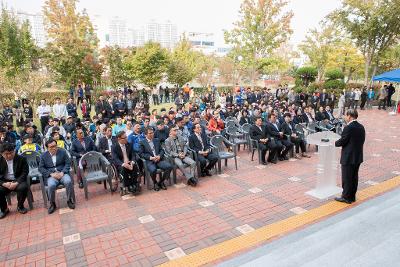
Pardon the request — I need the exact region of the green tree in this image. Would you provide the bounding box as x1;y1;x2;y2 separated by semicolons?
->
296;66;318;87
299;23;338;82
379;44;400;72
0;8;38;78
196;54;217;88
43;0;101;87
330;0;400;86
101;46;132;87
326;39;365;83
224;0;293;88
167;37;201;87
325;69;344;81
128;42;168;88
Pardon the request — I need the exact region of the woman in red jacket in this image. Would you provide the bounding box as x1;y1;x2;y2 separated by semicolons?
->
208;111;225;135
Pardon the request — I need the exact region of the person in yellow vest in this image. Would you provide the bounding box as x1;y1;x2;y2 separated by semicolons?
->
50;128;65;149
18;134;41;154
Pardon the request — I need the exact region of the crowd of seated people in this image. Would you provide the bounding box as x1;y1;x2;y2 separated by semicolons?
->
0;84;348;218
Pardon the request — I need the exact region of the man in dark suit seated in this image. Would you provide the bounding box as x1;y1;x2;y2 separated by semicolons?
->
335;109;365;204
265;113;292;161
250;117;275;165
0;142;30;219
315;106;326;122
39;138;75;214
112;131;141;194
71;128;96;188
281;113;311;159
324;106;335;122
97;126;116;161
139;127;173;191
302;106;315;124
189;123;219;176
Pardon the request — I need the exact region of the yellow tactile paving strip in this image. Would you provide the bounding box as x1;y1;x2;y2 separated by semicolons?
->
158;175;400;267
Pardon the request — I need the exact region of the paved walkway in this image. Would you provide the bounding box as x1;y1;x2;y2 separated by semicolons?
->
0;109;399;267
219;186;400;267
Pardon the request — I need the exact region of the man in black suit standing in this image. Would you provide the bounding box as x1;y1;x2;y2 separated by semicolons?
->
335;109;365;204
139;127;173;191
112;131;140;194
0;143;30;218
189;123;219;175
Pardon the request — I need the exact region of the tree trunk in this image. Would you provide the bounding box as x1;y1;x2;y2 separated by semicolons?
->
369;63;378;89
364;54;372;89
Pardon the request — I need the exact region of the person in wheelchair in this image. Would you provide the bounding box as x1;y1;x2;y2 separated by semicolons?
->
112;131;141;194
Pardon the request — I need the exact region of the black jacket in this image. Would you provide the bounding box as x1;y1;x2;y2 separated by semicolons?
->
111;142;136;168
70;137;96;159
249;125;268;141
280;122;295;136
315;111;326;122
98;136;117;155
189;132;211;152
240;117;250;125
0;154;29;185
335;121;365;165
265;122;282;140
139;138;164;160
154;128;169;144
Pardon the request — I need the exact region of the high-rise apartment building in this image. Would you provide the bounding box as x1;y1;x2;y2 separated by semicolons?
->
16;12;47;47
108;16;128;47
145;20;177;49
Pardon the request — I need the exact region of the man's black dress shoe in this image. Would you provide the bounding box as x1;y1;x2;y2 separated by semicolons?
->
78;181;84;189
261;161;267;165
159;182;167;190
188;178;197;187
67;200;75;209
205;170;212;176
153;184;160;191
17;206;28;214
334;197;352;204
48;203;57;214
0;208;10;219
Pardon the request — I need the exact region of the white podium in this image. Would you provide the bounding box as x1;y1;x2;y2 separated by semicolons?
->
306;131;342;199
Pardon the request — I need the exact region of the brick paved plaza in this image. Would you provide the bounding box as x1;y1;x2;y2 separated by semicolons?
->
1;109;399;267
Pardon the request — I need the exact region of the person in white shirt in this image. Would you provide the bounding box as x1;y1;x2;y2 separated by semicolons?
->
354;88;361;110
52;97;68;123
45;118;67;138
37;99;51;133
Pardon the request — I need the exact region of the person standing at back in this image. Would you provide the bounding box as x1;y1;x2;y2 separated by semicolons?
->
335;109;365;204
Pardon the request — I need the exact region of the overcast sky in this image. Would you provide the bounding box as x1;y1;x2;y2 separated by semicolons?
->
4;0;342;47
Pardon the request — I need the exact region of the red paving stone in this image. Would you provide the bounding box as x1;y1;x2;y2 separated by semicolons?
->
0;109;399;267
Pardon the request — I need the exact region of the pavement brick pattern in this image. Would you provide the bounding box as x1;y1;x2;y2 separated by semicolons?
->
0;110;399;267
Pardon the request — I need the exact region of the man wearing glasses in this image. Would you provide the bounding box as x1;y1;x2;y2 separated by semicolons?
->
39;139;75;214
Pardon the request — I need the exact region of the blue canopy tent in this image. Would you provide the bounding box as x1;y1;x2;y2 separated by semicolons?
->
373;69;400;83
373;69;400;114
